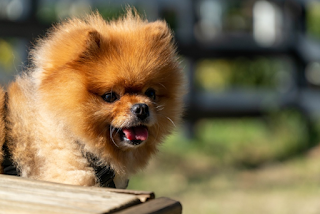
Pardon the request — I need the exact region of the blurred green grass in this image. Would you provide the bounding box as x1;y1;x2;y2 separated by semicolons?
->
128;110;320;214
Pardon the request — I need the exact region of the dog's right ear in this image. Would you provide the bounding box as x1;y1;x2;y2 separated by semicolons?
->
78;30;103;61
86;30;101;52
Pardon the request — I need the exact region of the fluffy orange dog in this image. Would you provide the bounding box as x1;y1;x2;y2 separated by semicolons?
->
0;9;185;188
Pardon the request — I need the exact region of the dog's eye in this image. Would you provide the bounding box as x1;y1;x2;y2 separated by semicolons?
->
102;92;118;103
145;88;156;100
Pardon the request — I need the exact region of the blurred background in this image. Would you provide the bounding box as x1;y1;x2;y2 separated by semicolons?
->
2;0;320;213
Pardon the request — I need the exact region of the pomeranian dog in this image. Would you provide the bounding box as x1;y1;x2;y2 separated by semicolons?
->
0;8;185;189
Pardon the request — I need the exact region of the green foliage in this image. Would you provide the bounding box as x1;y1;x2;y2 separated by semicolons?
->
0;39;15;70
195;57;285;92
307;1;320;39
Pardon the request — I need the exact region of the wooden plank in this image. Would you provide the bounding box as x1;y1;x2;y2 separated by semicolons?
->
0;175;142;213
108;189;155;202
113;197;182;214
0;199;93;214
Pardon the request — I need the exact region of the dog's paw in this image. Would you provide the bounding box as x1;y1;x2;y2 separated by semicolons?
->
113;174;129;189
64;169;96;186
42;169;96;186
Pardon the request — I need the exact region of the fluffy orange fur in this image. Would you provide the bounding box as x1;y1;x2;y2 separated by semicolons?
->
0;9;185;188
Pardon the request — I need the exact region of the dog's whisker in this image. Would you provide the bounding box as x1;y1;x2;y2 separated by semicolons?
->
156;107;164;112
158;113;176;128
154;104;165;112
109;125;119;148
166;116;176;127
158;83;166;89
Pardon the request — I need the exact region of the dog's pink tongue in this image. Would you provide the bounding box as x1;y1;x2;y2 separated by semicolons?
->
122;126;148;141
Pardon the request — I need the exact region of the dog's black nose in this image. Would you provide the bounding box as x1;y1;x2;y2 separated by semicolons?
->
131;103;149;121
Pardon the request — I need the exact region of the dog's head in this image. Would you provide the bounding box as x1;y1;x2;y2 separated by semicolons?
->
34;10;185;170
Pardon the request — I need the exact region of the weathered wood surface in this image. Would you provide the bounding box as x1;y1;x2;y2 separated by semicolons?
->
113;197;183;214
0;174;155;214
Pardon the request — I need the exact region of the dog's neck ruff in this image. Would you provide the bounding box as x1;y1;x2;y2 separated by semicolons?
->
1;91;116;188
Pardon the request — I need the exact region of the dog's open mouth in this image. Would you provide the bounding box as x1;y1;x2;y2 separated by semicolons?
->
115;125;149;146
